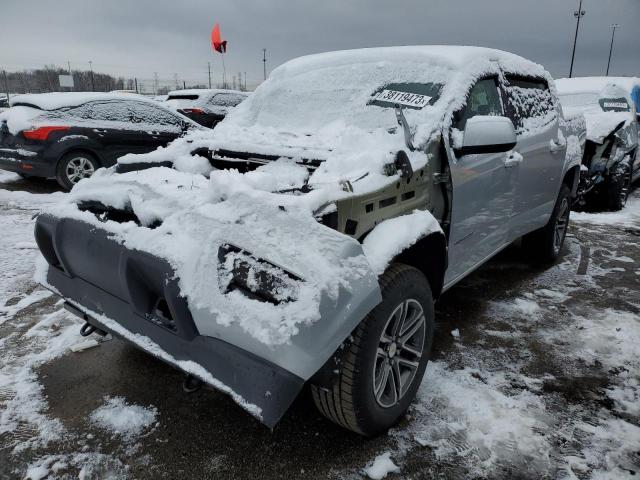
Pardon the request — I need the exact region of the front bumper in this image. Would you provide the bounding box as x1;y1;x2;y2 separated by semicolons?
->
35;213;381;427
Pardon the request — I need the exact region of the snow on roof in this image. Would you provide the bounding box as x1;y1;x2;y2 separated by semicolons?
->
167;88;246;98
9;92;159;110
556;76;640;95
273;46;545;78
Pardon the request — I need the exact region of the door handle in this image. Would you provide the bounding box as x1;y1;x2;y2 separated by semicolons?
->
94;128;108;134
504;151;523;168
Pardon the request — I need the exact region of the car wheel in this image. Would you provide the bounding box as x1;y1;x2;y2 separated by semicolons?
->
56;152;99;190
523;184;572;263
311;263;434;436
606;159;632;211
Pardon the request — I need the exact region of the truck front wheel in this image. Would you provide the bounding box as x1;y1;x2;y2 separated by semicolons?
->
311;263;435;436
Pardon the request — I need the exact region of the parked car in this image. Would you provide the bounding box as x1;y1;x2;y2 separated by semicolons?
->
0;92;201;189
0;95;8;112
165;89;248;128
556;77;639;210
35;47;582;436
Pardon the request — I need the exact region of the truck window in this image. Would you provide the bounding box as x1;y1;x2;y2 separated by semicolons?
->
453;78;503;131
503;76;556;135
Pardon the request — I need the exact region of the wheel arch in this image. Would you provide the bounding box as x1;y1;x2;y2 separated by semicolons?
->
392;232;447;300
57;147;103;168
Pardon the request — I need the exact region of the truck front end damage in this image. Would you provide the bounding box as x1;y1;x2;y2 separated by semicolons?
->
33;49;464;428
35;206;383;427
34;142;442;427
576;117;637;208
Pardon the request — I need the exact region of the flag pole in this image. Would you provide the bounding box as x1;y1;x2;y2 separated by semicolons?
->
221;53;226;88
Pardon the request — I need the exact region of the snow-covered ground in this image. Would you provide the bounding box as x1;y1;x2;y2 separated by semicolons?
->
0;171;638;479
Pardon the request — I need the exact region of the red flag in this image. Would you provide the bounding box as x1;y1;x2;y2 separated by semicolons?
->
211;23;227;54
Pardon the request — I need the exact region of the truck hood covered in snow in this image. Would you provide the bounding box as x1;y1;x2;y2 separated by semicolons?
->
118;46;552;183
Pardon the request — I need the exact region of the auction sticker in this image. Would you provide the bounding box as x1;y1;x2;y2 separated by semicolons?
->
374;89;431;109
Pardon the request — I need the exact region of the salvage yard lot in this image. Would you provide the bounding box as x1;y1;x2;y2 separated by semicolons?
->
0;171;639;479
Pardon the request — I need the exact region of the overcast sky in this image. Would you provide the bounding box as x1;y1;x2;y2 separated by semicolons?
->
2;0;638;91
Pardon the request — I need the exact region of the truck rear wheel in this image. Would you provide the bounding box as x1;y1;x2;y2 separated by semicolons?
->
523;184;571;263
311;263;434;436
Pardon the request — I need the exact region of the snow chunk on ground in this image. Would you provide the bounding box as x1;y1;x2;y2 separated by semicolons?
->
572;194;640;228
511;298;541;316
89;397;157;439
363;451;400;479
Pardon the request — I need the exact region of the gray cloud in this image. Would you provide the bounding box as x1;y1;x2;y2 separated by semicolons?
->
1;0;638;90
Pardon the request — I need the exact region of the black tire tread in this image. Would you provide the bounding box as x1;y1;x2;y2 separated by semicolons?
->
310;263;421;435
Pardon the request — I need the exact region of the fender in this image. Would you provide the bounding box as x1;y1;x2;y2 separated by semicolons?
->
362;209;446;298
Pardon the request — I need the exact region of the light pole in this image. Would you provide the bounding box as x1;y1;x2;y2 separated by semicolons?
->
88;60;95;91
262;48;267;81
569;0;586;78
606;24;620;76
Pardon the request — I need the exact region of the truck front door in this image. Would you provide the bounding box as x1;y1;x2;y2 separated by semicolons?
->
444;77;519;287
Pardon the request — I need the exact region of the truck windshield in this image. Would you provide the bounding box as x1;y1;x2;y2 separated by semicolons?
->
240;62;445;132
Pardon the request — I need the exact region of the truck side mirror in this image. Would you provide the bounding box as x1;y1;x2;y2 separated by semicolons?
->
456;115;517;156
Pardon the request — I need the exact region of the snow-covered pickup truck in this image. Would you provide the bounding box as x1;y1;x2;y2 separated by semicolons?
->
35;47;582;436
556;77;639;210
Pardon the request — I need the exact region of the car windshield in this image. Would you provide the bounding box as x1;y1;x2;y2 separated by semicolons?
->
239;62;445;132
558;92;599;110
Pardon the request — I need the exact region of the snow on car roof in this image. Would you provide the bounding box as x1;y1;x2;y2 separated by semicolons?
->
9;92;160;110
556;77;640;95
273;45;546;78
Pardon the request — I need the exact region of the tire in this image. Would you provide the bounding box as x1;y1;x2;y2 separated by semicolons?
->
522;184;571;264
56;151;99;190
606;159;632;211
311;263;435;436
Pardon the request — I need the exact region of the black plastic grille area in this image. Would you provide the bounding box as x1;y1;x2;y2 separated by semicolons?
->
77;201;162;229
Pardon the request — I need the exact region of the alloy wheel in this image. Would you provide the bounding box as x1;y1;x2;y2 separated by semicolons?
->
65;156;95;184
553;197;570;255
373;299;426;408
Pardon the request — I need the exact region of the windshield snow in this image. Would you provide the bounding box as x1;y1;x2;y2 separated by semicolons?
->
235;62;444;133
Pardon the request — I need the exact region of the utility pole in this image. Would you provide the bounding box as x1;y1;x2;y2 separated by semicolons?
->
134;77;138;94
606;24;620;76
569;0;586;78
68;61;72;74
2;70;10;102
244;72;247;91
262;48;267;81
174;73;178;90
88;60;95;91
154;72;159;95
208;62;212;88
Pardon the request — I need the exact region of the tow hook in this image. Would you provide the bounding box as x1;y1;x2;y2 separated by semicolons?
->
182;375;203;394
79;321;106;337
